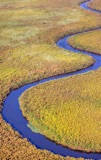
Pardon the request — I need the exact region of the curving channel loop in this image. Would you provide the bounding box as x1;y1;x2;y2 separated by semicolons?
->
2;0;101;159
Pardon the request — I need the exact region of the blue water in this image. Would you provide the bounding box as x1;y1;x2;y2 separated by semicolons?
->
2;0;101;159
80;0;101;14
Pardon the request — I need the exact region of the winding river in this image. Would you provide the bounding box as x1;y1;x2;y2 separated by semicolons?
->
2;0;101;159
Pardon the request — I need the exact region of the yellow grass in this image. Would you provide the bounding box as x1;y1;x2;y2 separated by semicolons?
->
20;68;101;152
88;0;101;11
68;30;101;54
0;0;101;159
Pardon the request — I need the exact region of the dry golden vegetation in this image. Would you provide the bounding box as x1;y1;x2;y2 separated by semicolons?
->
0;0;101;159
88;0;101;11
68;30;101;54
20;68;101;152
1;117;83;160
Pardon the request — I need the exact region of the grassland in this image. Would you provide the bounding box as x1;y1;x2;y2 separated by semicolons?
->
0;0;101;159
68;30;101;54
20;67;101;152
88;0;101;11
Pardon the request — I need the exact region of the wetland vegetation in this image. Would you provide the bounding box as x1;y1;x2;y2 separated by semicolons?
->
20;68;101;152
0;0;101;159
68;30;101;54
88;0;101;11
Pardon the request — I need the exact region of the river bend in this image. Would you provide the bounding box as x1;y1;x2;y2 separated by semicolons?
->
2;0;101;159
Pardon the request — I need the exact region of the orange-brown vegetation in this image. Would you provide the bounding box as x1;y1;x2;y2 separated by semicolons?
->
1;116;84;160
0;0;101;159
88;0;101;11
20;68;101;153
68;30;101;54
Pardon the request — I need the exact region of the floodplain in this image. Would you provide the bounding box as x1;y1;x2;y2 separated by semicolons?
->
0;0;101;159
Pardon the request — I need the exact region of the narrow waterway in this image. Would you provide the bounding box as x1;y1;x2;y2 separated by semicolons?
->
2;0;101;159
